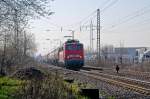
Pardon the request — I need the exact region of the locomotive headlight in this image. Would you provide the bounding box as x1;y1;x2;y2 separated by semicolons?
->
67;56;70;59
79;56;82;58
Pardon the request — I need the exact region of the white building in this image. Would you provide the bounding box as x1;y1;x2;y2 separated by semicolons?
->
85;47;150;64
140;50;150;63
101;47;148;64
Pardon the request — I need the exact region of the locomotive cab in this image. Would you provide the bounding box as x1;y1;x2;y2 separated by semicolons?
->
47;39;84;70
64;39;84;69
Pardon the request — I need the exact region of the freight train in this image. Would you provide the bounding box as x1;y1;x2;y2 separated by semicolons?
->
47;39;84;70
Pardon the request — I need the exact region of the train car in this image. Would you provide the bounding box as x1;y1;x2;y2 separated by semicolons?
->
47;48;59;65
47;39;84;70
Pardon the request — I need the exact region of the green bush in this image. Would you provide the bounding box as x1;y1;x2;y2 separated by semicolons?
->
0;74;89;99
0;77;23;99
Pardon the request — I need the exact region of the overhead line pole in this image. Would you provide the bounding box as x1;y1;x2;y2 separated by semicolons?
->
68;30;75;40
97;9;101;65
90;20;94;52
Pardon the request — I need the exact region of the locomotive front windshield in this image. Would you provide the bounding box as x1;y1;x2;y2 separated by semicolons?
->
66;44;83;50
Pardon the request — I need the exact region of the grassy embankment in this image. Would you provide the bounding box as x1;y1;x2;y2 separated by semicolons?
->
0;75;89;99
0;77;24;99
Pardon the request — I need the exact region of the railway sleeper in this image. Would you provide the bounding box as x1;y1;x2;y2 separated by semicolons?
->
81;72;150;96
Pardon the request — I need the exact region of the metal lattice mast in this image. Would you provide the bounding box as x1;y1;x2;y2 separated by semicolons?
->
97;9;101;62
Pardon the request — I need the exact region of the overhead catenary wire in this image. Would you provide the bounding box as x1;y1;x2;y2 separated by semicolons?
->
45;0;121;36
104;5;150;30
98;0;112;9
100;0;119;13
76;0;119;32
114;17;150;33
45;0;116;32
64;0;114;28
43;0;120;35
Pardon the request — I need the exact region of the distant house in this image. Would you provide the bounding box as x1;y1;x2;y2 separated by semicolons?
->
140;50;150;63
100;47;148;64
85;47;150;64
113;47;148;64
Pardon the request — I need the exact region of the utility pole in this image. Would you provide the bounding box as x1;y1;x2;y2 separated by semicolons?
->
97;9;101;64
68;30;74;40
72;31;74;40
90;20;94;53
81;22;96;53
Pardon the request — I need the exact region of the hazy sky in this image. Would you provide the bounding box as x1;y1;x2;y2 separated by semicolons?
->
29;0;150;55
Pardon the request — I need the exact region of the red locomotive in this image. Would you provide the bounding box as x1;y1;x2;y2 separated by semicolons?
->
47;39;84;70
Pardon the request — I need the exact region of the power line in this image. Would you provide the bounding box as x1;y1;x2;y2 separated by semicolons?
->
63;0;113;28
117;17;150;32
98;0;112;9
46;0;115;31
104;5;150;30
77;0;117;28
101;0;119;13
43;0;119;36
66;10;97;27
76;0;119;32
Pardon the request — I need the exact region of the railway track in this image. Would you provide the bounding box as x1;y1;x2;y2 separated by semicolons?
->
45;64;150;96
44;64;150;98
79;70;150;96
83;65;150;82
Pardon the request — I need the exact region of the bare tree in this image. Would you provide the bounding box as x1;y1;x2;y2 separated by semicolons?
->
0;0;54;75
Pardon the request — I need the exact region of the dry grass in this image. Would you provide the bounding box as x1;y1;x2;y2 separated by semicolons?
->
11;70;88;99
128;62;150;72
13;73;69;99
